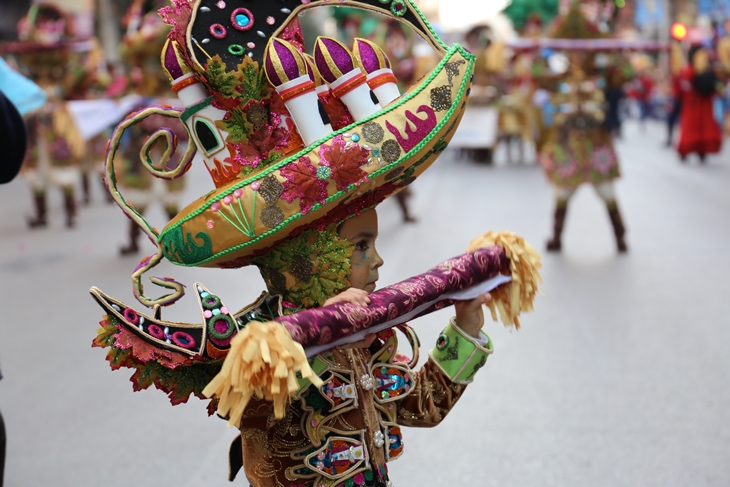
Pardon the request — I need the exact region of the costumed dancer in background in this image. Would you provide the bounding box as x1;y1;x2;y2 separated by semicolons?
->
76;39;113;205
497;50;537;164
6;4;94;229
88;2;542;486
116;0;187;255
538;2;629;253
456;24;502;165
676;45;722;163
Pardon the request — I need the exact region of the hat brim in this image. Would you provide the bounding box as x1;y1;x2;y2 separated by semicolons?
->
159;44;474;269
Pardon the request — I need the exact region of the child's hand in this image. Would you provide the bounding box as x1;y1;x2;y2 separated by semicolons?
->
454;293;492;338
324;288;371;307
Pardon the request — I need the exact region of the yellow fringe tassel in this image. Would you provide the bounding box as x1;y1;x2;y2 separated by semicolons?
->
202;321;323;425
466;231;543;329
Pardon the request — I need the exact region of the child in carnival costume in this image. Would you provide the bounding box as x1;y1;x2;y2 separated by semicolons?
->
537;1;631;253
90;1;543;486
115;0;188;255
4;3;104;228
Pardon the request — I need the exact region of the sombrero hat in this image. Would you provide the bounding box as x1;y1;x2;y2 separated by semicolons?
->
104;0;476;307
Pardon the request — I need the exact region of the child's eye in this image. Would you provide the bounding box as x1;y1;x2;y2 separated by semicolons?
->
355;241;369;251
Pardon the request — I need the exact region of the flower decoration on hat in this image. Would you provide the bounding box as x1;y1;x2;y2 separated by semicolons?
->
97;0;478;309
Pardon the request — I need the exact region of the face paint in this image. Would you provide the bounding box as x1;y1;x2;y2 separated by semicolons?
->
337;209;384;293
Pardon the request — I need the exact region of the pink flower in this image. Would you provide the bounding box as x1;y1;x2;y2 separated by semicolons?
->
203;310;212;318
220;307;229;314
353;473;365;484
318;135;369;192
280;156;328;215
223;195;233;205
211;202;220;212
233;188;243;199
251;181;261;191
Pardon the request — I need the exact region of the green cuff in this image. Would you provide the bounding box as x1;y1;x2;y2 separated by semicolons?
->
429;318;493;384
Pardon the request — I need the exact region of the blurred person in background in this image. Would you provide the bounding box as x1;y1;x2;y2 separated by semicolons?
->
0;89;30;487
602;52;632;139
458;24;502;165
676;45;722;163
666;42;685;147
635;65;655;129
6;3;108;228
1;34;46;486
537;2;630;253
112;0;188;254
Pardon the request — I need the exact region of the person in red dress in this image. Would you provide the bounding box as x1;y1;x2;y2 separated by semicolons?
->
677;45;722;163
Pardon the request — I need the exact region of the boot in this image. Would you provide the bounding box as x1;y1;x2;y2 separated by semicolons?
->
81;172;91;205
395;190;416;223
27;192;47;228
120;219;141;255
546;203;567;252
63;190;77;228
607;203;628;253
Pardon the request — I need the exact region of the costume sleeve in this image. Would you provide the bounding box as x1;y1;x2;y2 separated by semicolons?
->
396;319;493;428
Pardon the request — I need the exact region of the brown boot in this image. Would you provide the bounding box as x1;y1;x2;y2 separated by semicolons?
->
546;203;568;252
63;190;77;228
120;219;141;255
607;203;628;253
395;190;416;223
27;192;48;228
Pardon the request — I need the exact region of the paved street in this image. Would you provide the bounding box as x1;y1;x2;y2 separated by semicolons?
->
1;120;728;487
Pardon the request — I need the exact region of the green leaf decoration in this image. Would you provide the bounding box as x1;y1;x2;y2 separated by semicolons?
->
204;55;240;100
237;57;272;105
216;109;251;144
253;224;354;309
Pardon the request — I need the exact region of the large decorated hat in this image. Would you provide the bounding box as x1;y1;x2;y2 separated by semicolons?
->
104;0;475;307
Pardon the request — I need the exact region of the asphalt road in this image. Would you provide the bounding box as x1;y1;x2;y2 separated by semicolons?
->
1;120;728;487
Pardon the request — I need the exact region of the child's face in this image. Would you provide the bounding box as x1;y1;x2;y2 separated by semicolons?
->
338;209;384;293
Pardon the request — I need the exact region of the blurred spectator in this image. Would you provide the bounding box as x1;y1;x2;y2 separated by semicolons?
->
660;68;682;147
677;45;722;163
636;71;655;127
0;88;28;487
